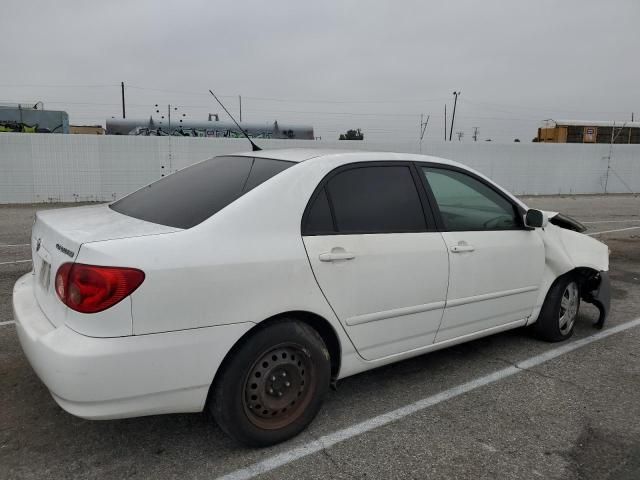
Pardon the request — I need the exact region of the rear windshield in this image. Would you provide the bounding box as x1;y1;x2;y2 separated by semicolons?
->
110;156;294;229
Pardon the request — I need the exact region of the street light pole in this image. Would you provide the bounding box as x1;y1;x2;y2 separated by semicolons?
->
449;91;460;141
121;82;126;119
444;104;447;141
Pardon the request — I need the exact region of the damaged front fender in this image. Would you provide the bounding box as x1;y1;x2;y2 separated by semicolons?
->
548;212;587;233
529;223;610;328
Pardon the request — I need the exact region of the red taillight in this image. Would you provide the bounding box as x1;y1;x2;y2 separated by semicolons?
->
55;263;145;314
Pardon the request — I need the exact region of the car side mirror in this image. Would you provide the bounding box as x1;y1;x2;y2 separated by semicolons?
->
524;209;548;228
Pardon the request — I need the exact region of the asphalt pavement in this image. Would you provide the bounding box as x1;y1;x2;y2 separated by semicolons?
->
1;194;639;480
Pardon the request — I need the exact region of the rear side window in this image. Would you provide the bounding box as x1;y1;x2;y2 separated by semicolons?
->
110;156;293;229
303;188;334;235
303;165;427;235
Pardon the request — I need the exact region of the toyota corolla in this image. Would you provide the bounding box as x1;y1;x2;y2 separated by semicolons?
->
13;149;610;446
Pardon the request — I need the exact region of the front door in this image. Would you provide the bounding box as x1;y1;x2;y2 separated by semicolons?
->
419;166;545;342
302;163;450;360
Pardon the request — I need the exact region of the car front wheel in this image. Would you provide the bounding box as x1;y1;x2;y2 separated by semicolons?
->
210;319;331;447
534;274;580;342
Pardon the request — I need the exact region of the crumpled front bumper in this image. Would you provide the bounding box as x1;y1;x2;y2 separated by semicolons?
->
584;271;610;329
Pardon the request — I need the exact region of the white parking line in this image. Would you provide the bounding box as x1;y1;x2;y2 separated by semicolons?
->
217;317;640;480
0;259;32;266
0;320;15;326
588;226;640;236
582;219;640;224
0;243;30;247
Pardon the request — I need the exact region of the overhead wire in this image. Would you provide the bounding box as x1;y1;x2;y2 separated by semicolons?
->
7;82;627;141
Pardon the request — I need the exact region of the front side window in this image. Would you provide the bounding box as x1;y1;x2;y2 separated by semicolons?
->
111;156;293;229
422;167;520;231
303;165;427;235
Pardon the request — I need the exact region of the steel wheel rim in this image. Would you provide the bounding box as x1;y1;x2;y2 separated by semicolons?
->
559;281;579;335
243;343;315;430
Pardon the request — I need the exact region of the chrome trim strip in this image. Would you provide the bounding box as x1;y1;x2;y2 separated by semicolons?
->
446;286;538;308
346;301;446;326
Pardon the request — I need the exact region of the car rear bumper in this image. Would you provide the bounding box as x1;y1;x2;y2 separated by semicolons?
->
13;273;254;420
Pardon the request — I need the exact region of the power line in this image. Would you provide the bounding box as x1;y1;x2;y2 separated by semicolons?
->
17;82;445;106
1;82;629;115
243;108;421;118
127;85;449;105
460;98;632;116
0;83;119;88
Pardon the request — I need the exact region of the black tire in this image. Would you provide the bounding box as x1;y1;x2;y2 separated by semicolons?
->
534;273;580;342
210;319;331;447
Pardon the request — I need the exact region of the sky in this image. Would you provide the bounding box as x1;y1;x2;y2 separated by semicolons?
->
1;0;638;143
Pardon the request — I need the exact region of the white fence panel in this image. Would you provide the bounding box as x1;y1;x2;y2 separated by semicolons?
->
1;133;639;203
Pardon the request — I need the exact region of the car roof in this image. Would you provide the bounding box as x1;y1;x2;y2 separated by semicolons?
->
229;148;528;211
231;148;354;162
229;148;458;166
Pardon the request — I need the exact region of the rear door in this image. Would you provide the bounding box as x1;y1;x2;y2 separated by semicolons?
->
302;162;450;360
419;165;545;342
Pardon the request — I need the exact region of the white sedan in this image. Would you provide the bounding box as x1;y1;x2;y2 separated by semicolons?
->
13;149;610;446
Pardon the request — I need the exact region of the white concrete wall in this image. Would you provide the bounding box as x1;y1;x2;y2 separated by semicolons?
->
1;133;639;203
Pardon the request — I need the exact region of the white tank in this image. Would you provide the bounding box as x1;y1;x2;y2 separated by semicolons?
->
106;118;314;139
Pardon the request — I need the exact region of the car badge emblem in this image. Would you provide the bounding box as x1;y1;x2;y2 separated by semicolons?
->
56;243;75;258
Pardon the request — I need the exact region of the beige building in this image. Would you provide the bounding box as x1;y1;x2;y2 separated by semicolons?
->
537;120;640;144
70;125;105;135
535;120;640;143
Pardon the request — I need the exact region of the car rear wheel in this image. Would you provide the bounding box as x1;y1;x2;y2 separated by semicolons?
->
534;274;580;342
210;319;331;447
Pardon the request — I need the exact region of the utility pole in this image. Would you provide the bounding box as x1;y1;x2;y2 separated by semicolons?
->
239;95;242;123
444;104;447;141
456;131;464;142
632;112;635;122
449;91;460;141
419;114;430;152
604;121;628;193
473;127;479;142
121;81;126;119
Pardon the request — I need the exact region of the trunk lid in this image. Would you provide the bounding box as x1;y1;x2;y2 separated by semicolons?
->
31;204;180;327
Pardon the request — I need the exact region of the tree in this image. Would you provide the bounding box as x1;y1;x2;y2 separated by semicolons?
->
339;128;364;140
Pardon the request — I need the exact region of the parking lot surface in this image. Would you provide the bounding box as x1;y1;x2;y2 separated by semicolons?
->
1;195;639;480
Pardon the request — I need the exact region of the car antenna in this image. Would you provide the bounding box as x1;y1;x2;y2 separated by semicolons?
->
208;89;261;151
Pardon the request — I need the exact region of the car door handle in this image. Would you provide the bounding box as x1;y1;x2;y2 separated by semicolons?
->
450;243;475;253
319;251;356;262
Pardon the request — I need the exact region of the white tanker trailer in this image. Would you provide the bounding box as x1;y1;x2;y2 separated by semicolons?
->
106;117;314;139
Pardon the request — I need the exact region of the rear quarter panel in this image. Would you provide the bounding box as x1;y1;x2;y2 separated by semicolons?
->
78;160;361;376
